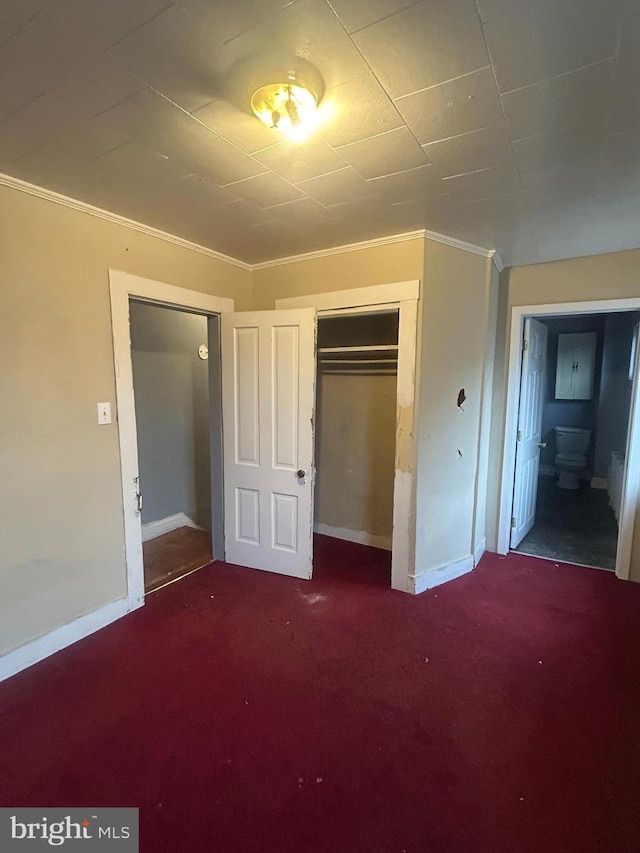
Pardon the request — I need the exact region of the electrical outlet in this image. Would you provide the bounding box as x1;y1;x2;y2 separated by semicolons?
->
97;402;112;425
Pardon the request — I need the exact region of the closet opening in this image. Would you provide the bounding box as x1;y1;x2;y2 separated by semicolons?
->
314;309;399;585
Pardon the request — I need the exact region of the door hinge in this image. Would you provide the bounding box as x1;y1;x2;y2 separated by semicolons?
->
523;339;529;352
517;429;522;441
511;517;517;529
134;476;143;515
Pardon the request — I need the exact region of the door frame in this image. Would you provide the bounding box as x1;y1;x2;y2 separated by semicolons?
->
277;280;420;594
109;270;234;610
498;298;640;580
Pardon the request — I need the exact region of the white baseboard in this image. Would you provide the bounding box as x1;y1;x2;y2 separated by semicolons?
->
414;555;474;594
142;512;198;542
314;523;392;551
0;597;131;683
473;537;486;567
591;477;608;490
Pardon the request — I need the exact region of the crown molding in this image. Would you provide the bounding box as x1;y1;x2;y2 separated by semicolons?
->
1;172;502;273
423;228;494;260
251;229;426;270
0;172;252;272
492;251;505;272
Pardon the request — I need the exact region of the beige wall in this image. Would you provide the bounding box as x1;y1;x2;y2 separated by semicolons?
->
251;237;424;309
486;248;640;581
414;241;494;576
315;373;396;542
0;185;251;656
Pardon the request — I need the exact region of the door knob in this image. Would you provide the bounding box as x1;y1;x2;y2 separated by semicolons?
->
538;442;547;448
297;469;306;478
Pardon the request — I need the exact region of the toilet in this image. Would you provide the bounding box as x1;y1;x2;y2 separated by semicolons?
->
554;426;591;490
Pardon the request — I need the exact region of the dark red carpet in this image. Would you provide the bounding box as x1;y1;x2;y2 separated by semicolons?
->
1;537;640;852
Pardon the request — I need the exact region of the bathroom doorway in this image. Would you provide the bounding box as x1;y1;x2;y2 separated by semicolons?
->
509;309;639;571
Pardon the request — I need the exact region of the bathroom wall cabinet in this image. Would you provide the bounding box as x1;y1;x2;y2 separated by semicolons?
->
555;331;597;399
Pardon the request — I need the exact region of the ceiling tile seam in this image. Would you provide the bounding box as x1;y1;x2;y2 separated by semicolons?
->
1;91;46;124
0;7;45;50
603;14;625;137
321;0;427;154
252;149;354;189
100;3;173;54
215;0;304;47
92;85;151;120
508;116;609;146
332;0;424;36
497;57;616;98
473;0;535;255
392;65;493;104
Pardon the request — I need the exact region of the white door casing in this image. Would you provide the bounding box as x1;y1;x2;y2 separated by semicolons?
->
511;317;548;548
109;270;233;610
221;309;316;579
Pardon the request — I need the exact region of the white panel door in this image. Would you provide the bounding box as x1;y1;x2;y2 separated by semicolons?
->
221;309;316;578
511;317;548;548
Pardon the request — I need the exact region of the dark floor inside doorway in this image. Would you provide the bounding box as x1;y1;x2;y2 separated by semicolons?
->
514;474;619;570
143;526;213;592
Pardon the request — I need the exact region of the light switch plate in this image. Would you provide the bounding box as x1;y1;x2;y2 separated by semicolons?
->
97;402;112;425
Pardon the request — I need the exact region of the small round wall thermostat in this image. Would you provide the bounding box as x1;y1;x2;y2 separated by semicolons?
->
198;345;209;360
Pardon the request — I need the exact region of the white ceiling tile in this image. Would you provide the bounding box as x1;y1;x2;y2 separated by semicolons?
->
394;68;503;145
367;164;446;202
520;160;595;206
318;74;404;148
105;4;226;113
268;196;336;227
193;99;282;153
422;123;514;177
336;126;429;179
221;0;369;92
95;89;268;185
296;166;376;206
253;136;348;183
530;191;640;264
512;121;605;174
608;7;640;133
482;0;624;93
0;94;132;165
502;60;614;142
169;173;239;211
441;163;522;201
217;198;275;226
175;0;295;46
329;0;420;34
352;0;490;99
224;171;304;206
0;0;49;46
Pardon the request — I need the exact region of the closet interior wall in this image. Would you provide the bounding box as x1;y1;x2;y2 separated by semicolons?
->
314;312;399;550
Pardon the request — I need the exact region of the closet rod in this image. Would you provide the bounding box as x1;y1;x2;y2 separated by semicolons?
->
319;358;398;365
317;344;398;354
321;369;397;376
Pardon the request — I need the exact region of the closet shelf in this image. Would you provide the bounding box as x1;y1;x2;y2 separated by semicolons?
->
318;345;398;355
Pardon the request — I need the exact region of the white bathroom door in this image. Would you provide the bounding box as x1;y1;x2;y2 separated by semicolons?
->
511;317;548;548
221;308;316;579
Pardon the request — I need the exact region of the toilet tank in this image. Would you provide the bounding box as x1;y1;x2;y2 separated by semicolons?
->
554;426;591;454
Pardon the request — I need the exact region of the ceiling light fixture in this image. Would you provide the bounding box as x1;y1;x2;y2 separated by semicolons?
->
250;70;321;143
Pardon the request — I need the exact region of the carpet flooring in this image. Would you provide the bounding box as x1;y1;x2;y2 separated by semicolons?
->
515;475;619;569
1;537;639;853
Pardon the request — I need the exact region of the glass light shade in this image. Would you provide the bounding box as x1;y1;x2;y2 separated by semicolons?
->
250;78;318;142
